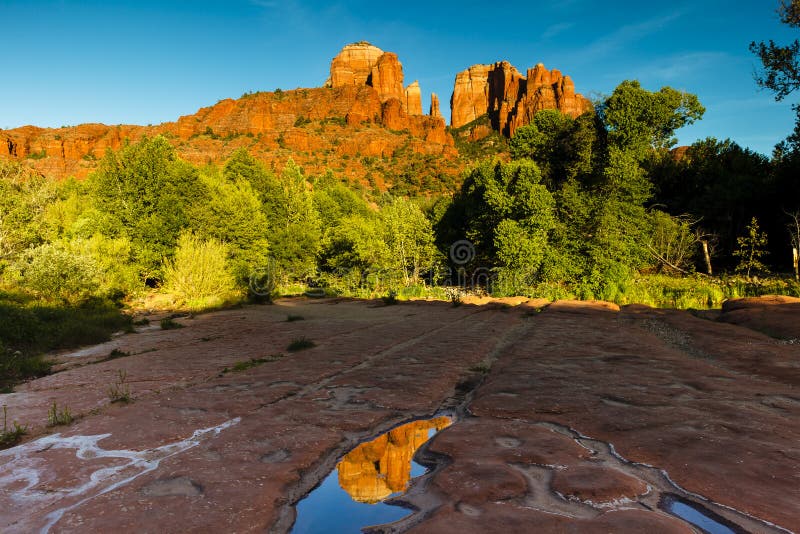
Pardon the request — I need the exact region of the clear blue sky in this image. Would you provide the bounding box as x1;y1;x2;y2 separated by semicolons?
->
1;0;797;156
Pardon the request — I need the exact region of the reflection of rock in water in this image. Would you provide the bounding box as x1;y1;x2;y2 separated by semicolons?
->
337;416;451;504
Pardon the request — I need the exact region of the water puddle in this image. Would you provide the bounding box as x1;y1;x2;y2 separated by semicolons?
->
291;415;452;533
660;494;746;534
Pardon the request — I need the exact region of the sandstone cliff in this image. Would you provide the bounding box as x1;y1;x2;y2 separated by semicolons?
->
430;93;441;118
1;42;455;188
451;61;592;137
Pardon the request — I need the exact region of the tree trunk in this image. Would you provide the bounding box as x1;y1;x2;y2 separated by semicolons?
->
793;246;799;281
701;240;713;276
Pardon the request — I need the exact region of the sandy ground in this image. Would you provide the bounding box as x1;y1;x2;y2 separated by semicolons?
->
1;296;798;533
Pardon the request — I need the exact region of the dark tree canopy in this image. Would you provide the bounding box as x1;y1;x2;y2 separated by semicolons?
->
751;0;800;100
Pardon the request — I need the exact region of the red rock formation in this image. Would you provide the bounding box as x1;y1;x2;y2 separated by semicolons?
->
451;61;592;137
404;81;423;115
328;42;384;88
0;43;456;185
430;93;441;118
369;52;405;104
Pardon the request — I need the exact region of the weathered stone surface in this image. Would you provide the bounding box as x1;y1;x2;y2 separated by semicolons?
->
451;60;592;137
718;295;800;339
328;42;385;88
1;296;797;533
404;81;423;115
370;52;405;104
430;92;441;118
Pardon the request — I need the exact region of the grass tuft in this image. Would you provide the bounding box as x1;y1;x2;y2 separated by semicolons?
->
108;369;131;403
287;337;315;352
160;317;184;330
47;400;73;427
0;405;27;449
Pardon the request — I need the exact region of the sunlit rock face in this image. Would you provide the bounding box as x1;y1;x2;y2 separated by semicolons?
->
450;61;592;137
328;42;386;88
336;416;451;504
0;42;454;182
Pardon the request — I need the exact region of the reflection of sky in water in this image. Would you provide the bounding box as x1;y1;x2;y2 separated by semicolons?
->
292;417;450;534
665;499;737;534
291;469;410;534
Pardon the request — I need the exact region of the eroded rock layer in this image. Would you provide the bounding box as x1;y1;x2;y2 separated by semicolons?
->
451;61;592;136
0;42;453;184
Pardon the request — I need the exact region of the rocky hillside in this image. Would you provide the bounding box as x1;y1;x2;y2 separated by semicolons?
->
0;43;593;191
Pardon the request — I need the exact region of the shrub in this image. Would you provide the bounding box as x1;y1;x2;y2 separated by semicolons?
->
382;290;399;305
162;232;236;309
13;243;99;303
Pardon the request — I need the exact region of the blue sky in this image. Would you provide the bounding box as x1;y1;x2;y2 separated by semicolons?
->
1;0;797;155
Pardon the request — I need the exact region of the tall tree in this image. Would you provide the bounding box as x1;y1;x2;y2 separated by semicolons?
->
89;136;206;280
751;0;800;153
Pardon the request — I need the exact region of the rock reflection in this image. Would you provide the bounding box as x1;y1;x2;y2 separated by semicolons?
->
336;416;451;504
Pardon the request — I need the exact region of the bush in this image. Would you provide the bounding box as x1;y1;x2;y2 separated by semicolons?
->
13;243;99;303
0;293;130;390
162;232;236;309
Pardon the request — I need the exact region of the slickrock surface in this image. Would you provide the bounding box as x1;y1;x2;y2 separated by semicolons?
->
1;296;798;533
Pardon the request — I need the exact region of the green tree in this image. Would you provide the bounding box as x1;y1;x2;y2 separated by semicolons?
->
734;217;770;277
510;110;605;188
750;1;800;101
380;197;441;286
442;159;555;287
600;80;704;153
0;161;55;263
193;167;270;284
89;136;207;280
267;160;322;279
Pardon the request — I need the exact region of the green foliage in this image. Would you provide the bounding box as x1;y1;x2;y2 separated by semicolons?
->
12;243;100;303
1;406;27;449
193;166;270;284
750;0;800;101
646;211;697;274
382;290;399;305
89;136;207;280
380;197;442;286
46;400;73;427
734;217;770;277
0;161;55;263
443;159;555;283
648;138;772;267
162;232;236;309
600;80;704;153
263;160;322;280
